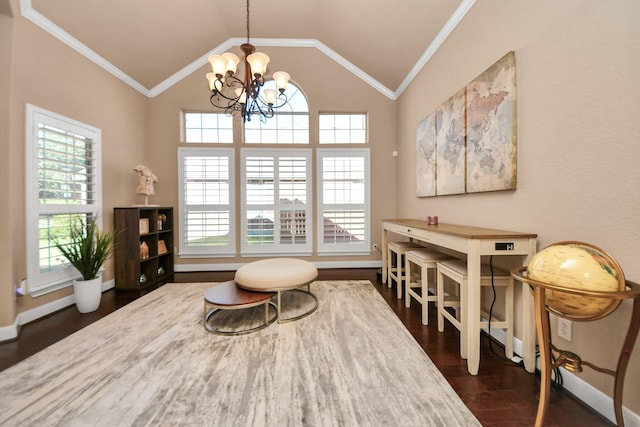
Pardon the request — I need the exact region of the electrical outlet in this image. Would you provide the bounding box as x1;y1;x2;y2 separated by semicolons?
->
557;318;572;342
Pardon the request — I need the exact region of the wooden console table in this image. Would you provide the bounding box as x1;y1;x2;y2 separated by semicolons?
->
382;219;538;375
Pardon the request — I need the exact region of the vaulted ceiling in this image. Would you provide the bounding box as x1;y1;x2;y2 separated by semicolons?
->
24;0;475;99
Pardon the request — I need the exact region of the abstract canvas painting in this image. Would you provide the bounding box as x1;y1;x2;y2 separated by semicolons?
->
466;51;517;193
436;87;466;196
416;112;437;197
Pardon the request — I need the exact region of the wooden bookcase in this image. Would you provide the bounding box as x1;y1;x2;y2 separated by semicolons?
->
114;207;174;292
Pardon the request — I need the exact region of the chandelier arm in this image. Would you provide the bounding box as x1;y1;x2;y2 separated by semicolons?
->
209;75;246;102
209;93;243;111
270;92;289;110
242;97;274;123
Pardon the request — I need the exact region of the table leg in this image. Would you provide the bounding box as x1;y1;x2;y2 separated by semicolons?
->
466;242;481;375
522;237;538;373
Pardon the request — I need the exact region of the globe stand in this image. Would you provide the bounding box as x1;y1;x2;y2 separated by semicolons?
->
512;266;640;427
553;348;584;373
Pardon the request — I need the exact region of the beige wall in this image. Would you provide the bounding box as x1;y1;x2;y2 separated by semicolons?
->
396;0;640;412
147;46;397;266
0;6;148;319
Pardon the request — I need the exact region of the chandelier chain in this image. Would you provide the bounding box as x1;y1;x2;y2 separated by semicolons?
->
246;0;250;43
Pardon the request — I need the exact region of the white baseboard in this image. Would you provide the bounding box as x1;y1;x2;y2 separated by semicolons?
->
485;327;640;426
175;260;383;272
0;279;115;342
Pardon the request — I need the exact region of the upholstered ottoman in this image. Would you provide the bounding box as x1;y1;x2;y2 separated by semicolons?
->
235;258;319;323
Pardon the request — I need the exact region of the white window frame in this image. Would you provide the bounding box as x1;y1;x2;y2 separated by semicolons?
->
319;113;367;144
25;104;103;296
182;111;234;143
316;148;370;255
177;147;236;257
240;148;313;256
243;81;310;144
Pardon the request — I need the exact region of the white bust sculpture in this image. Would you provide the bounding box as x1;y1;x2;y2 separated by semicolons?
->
133;165;158;205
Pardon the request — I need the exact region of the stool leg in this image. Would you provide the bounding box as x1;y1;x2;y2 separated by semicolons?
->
387;247;393;288
421;263;429;325
396;253;404;299
437;267;445;332
405;257;412;307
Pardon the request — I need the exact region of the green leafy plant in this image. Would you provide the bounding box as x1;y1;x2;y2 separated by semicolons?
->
53;219;116;281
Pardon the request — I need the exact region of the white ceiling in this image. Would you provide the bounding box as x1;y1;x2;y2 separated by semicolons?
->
23;0;476;99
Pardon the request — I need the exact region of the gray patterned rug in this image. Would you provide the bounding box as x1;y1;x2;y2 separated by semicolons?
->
0;281;480;426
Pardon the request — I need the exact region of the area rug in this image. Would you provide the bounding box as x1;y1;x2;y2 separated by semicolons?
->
0;281;480;426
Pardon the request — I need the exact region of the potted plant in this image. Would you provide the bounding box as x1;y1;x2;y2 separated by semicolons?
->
53;218;116;313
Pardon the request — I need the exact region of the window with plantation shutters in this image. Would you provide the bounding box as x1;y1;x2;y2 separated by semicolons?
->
178;147;235;256
25;104;103;296
317;149;370;255
241;148;312;255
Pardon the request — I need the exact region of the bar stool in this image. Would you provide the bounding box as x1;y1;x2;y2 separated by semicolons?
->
436;260;513;361
387;241;422;299
405;248;456;325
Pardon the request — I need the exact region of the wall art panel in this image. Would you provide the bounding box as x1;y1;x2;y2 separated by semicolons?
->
466;51;517;193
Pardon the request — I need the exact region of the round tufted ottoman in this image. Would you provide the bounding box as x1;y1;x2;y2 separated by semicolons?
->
235;258;319;323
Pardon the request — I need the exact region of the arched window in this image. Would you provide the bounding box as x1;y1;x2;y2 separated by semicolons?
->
244;81;309;144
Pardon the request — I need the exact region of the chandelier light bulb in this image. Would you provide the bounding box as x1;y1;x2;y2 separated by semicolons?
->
208;54;227;78
221;52;240;75
246;52;270;78
263;89;277;106
272;71;290;93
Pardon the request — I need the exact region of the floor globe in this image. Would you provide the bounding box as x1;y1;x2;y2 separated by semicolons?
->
526;241;625;320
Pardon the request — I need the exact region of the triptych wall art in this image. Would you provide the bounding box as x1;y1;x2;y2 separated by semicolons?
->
416;51;516;197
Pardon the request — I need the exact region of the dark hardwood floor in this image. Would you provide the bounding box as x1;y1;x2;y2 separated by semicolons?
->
0;268;613;426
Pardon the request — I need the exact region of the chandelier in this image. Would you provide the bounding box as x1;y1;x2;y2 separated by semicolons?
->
205;0;291;123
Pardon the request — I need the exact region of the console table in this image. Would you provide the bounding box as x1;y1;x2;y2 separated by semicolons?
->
382;219;538;375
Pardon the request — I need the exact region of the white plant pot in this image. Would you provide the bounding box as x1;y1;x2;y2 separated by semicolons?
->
73;277;102;313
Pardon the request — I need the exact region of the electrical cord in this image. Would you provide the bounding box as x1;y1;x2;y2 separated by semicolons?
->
484;260;565;389
487;256;504;359
486;256;564;387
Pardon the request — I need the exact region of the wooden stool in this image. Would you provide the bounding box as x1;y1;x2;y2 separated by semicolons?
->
387;241;422;299
404;248;456;325
437;260;514;362
203;280;277;335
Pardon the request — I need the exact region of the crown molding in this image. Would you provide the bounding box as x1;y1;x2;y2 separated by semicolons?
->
151;38;397;99
20;0;475;101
